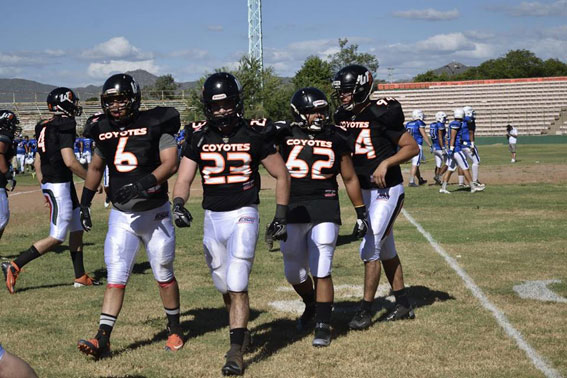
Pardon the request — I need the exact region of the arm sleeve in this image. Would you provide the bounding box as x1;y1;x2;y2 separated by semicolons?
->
58;130;75;149
159;133;177;150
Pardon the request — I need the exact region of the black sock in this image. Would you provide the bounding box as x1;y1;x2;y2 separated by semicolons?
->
300;290;315;305
315;302;332;324
361;299;373;312
14;245;41;269
97;313;116;346
164;306;181;334
393;288;410;308
229;328;246;346
70;251;85;279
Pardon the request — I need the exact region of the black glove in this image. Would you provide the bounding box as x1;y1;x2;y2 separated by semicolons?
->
80;206;92;232
353;205;369;239
115;174;157;205
5;171;16;192
172;197;192;227
264;224;274;250
266;218;287;242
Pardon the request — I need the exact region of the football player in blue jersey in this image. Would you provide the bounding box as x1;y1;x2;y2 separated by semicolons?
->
462;106;483;186
173;72;290;375
405;110;431;187
15;135;28;175
429;112;448;185
439;109;485;194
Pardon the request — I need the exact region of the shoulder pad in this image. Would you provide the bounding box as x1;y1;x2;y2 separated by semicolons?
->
369;97;404;126
142;107;181;135
56;117;77;132
333;108;352;124
0;133;12;144
83;113;105;139
247;118;276;139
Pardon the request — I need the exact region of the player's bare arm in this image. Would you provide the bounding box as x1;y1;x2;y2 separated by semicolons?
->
373;132;419;188
261;152;290;206
0;141;9;175
33;152;43;185
339;153;364;207
83;153;105;191
152;146;178;184
420;127;432;148
61;147;87;180
172;156;198;203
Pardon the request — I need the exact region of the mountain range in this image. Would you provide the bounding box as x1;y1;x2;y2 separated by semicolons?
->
0;70;199;103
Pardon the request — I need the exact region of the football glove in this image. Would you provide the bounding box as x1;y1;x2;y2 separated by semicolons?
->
5;171;16;192
80;206;92;232
114;182;146;204
172;198;192;228
266;218;287;242
264;224;274;251
353;205;369;239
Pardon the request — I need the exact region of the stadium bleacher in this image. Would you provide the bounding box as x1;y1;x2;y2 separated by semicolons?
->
0;99;195;134
375;77;567;136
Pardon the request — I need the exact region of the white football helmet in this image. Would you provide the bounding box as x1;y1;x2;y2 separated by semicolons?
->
454;108;465;120
435;111;447;123
25;157;34;165
412;109;424;121
463;106;475;118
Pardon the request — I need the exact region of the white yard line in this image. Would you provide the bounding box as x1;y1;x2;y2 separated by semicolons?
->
402;208;562;378
10;180;85;197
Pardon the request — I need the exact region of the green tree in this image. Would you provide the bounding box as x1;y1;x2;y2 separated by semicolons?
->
146;74;178;99
292;56;333;94
542;58;567;76
327;38;379;75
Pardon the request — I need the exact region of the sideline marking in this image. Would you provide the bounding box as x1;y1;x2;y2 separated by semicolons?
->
402;208;562;378
513;280;567;303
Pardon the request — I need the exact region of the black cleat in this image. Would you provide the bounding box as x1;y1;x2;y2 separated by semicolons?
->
222;344;244;376
349;309;372;330
312;322;332;347
384;304;415;321
296;302;316;332
418;178;428;186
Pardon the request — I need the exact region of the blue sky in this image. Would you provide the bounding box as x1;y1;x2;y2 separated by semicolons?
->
1;0;567;87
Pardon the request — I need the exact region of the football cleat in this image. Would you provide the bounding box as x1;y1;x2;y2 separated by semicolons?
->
470;183;486;193
77;338;111;359
418;178;427;186
439;188;451;194
296;302;316;332
408;182;419;187
384;304;415;321
312;322;332;347
73;274;101;288
349;308;372;330
2;261;20;294
222;344;244;376
164;332;184;352
434;175;442;185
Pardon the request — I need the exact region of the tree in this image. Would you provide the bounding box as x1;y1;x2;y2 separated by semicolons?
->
327;38;379;75
292;56;333;93
145;74;178;99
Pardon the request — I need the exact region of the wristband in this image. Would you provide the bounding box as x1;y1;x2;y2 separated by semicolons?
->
138;174;158;190
355;205;367;219
173;197;185;206
80;187;97;207
275;204;288;220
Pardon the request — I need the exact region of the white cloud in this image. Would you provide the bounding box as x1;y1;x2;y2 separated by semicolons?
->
87;60;159;78
82;37;152;60
207;25;223;32
415;33;476;52
497;0;567;16
393;8;459;21
44;49;65;57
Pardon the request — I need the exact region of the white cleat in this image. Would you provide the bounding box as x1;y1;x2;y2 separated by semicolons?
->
439;188;451;194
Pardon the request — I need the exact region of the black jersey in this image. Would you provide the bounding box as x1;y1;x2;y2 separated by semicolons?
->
183;118;276;212
0;131;15;189
89;107;180;212
334;98;406;189
275;121;351;224
35;117;76;183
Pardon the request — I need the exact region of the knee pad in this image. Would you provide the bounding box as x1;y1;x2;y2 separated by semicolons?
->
226;256;253;293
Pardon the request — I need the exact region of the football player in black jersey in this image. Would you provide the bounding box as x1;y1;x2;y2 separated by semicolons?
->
333;65;419;329
275;87;368;347
77;74;183;358
172;72;290;375
0;110;20;239
2;89;100;294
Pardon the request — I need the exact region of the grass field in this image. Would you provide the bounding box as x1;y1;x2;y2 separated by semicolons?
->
1;142;566;377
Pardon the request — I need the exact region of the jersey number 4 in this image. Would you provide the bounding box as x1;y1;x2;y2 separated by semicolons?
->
37;126;47;153
354;129;376;159
286;146;334;180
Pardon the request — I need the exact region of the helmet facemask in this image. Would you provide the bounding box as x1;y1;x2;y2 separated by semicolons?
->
204;94;243;132
291;100;329;133
332;67;373;112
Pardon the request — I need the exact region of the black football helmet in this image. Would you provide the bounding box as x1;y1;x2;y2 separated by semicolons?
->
290;87;330;133
101;73;141;123
0;110;22;138
47;87;83;117
332;64;374;111
202;72;243;130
